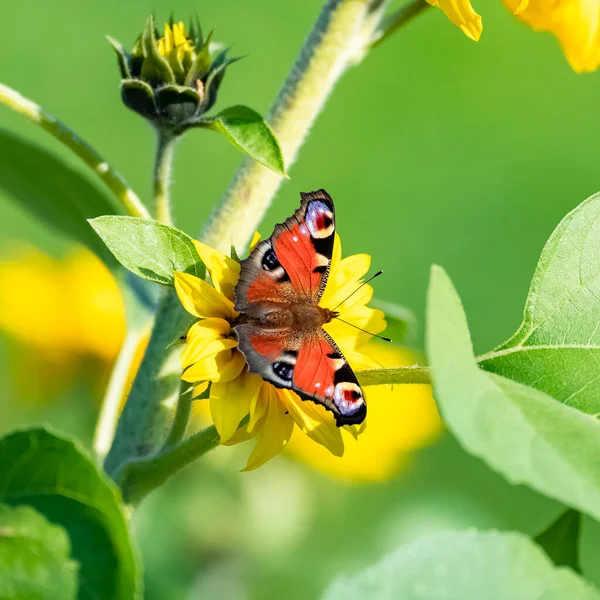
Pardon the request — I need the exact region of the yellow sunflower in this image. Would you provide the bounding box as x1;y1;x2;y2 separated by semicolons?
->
429;0;600;73
174;234;387;471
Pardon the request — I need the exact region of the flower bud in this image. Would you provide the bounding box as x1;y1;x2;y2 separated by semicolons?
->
108;16;239;131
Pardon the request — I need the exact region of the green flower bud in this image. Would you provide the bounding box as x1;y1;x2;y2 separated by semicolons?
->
108;16;240;132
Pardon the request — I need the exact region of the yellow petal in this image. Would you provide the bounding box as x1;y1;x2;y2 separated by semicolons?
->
324;306;386;350
174;271;235;320
513;0;528;14
192;240;241;302
426;0;482;42
211;369;262;443
504;0;600;72
249;231;262;251
162;23;174;55
243;386;294;471
181;318;231;367
248;382;269;430
173;22;188;46
283;390;344;457
182;343;244;383
321;252;371;311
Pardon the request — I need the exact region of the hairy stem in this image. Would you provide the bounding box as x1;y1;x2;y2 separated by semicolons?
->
117;425;220;506
162;383;193;450
153;131;177;225
358;365;431;386
93;324;148;462
0;83;150;219
202;0;389;252
104;289;189;478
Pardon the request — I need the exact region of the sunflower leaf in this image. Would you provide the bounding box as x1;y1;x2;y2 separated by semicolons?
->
322;530;600;600
89;216;205;286
426;266;600;521
479;191;600;415
0;428;141;599
0;504;79;600
186;105;286;176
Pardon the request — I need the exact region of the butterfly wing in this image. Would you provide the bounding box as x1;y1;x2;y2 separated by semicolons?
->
292;328;366;425
234;189;365;425
234;189;335;314
236;324;366;426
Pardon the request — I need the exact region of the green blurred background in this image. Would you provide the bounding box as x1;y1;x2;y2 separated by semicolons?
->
2;0;600;598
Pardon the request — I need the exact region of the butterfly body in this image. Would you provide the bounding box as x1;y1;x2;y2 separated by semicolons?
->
233;190;366;426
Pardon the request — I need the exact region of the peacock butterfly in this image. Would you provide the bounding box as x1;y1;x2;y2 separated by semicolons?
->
233;189;366;426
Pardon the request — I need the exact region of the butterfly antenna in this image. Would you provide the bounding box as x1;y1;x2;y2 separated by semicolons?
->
331;270;384;312
335;317;392;343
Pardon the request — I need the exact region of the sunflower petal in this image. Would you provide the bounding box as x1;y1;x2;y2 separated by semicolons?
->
426;0;482;42
324;306;386;350
182;343;244;383
181;318;231;367
283;390;344;457
192;240;240;301
174;271;235;320
211;368;262;443
248;382;270;430
243;386;294;471
249;231;262;251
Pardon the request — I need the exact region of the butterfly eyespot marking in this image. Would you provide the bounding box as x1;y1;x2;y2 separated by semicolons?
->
272;360;294;382
333;382;363;416
306;201;335;239
262;248;280;271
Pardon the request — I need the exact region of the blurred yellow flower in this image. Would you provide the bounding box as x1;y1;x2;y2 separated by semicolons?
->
175;235;388;471
504;0;600;72
429;0;600;72
286;343;442;483
0;245;125;400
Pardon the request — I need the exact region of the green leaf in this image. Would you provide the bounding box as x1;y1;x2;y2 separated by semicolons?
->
479;191;600;415
535;510;582;572
89;216;205;285
0;428;141;600
371;298;417;343
0;130;120;264
426;266;600;521
321;530;600;600
0;504;79;600
196;105;286;175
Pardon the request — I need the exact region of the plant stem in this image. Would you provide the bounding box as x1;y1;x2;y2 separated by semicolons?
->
370;0;431;49
201;0;389;252
153;130;177;225
93;324;147;462
358;365;431;386
0;83;150;219
117;425;220;506
162;382;193;450
104;289;189;479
